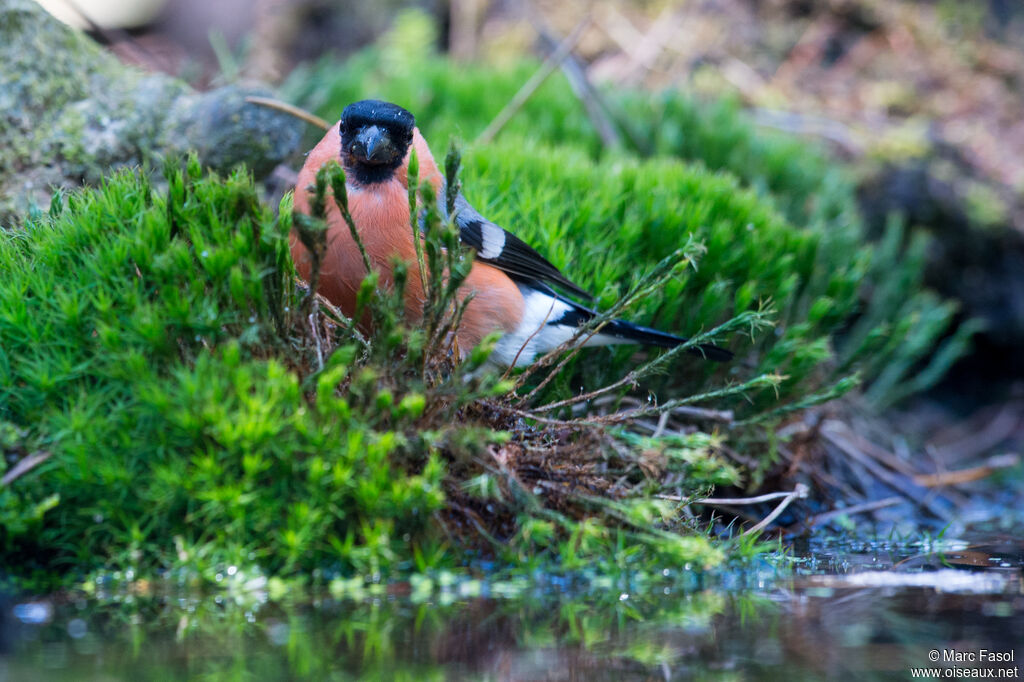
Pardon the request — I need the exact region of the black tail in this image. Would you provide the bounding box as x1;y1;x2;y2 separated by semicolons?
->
552;303;733;363
604;319;734;362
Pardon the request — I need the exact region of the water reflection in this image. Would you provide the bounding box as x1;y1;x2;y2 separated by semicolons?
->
2;544;1021;681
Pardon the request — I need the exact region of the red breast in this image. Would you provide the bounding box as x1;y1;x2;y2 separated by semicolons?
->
291;126;525;350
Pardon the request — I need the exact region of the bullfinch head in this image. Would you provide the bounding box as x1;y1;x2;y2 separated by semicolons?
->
338;99;416;185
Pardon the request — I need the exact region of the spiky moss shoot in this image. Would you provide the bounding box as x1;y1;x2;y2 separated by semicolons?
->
0;154;757;587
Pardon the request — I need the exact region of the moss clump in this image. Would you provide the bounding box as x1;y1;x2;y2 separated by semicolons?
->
1;156;748;585
0;160;441;580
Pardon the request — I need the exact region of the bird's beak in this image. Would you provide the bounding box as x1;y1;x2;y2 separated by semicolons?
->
351;125;396;165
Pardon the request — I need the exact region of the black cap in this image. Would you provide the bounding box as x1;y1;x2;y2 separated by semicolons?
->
340;100;415;135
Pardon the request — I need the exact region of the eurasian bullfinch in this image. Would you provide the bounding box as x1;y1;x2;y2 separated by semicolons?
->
290;99;731;368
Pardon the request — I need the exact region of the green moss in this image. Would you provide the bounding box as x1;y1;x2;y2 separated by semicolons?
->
452;141;837;411
0;164;436;580
964;180;1010;228
282;46;848;230
0;160;743;585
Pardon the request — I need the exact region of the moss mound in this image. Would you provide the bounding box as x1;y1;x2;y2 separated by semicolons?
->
1;158;745;584
0;162;442;579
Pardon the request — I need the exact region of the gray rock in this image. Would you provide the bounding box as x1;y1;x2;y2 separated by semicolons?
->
0;0;302;222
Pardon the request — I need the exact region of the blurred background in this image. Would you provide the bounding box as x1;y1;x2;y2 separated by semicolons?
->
38;0;1024;426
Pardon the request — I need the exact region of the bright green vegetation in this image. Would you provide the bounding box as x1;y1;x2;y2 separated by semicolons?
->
0;158;749;586
0;161;449;581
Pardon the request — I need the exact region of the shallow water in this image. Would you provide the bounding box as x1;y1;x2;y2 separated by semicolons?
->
3;539;1021;681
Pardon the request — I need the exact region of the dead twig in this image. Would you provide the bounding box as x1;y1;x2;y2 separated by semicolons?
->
501;295;558;381
652;411;670;437
665;405;733;423
578;375;777;426
605;5;678;86
828;421;921;478
245;96;331;131
821;423;951;520
690;488;806;506
800;496;904;528
751;109;865;155
929;402;1023;464
529;11;623;148
657;485;809;536
739;483;809;536
913;453;1020;488
308;308;323;371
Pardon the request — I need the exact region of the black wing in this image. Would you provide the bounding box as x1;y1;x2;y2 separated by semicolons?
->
446;193;592;300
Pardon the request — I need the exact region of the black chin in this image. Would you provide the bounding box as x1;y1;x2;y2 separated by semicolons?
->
348;159;402;185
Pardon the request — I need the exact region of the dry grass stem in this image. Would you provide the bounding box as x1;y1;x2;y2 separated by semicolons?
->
738;483;808;536
476;17;591;145
245;96;331;131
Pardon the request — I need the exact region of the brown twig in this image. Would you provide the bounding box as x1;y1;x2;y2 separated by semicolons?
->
245;96;331;131
913;453;1020;488
300;278;367;348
